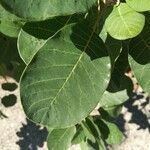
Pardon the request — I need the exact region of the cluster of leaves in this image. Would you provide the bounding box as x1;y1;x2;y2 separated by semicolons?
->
0;0;150;149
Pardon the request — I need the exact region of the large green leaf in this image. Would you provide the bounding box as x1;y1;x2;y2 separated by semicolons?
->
20;22;111;128
47;126;75;150
0;4;24;37
129;13;150;94
126;0;150;12
18;15;83;64
0;0;97;21
105;3;145;40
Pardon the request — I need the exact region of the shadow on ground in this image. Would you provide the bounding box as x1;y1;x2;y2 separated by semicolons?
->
15;93;150;150
116;92;150;132
16;119;48;150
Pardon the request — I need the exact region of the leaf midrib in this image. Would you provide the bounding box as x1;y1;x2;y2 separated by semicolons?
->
49;25;96;107
117;6;133;36
39;24;99;125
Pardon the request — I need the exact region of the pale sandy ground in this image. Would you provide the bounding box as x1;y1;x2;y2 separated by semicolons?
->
0;76;150;150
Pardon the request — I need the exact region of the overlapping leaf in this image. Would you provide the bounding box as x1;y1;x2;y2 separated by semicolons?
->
0;33;25;80
47;127;75;150
95;109;124;145
129;13;150;94
0;0;97;21
105;3;145;40
99;119;123;145
100;42;133;117
20;22;111;128
100;90;128;108
82;117;106;149
0;4;24;37
126;0;150;12
72;126;86;144
18;15;84;64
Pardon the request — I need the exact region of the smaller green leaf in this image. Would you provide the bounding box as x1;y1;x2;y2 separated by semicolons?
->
0;5;24;37
80;141;94;150
129;12;150;94
72;126;86;144
83;117;106;150
95;117;123;145
105;3;145;40
18;15;83;64
100;42;133;117
0;0;97;21
103;105;122;118
0;20;24;38
99;89;128;117
47;126;76;150
100;90;128;108
81;121;96;143
129;57;150;94
126;0;150;12
103;120;124;145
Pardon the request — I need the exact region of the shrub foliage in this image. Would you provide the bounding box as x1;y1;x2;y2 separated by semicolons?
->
0;0;149;149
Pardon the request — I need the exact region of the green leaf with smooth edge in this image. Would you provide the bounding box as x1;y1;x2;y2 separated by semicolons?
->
103;120;123;145
105;3;145;40
129;13;150;94
20;21;111;128
100;90;128;108
47;126;75;150
0;0;97;21
81;118;103;149
18;15;83;64
95;116;123;145
101;42;133;117
72;126;86;144
80;141;94;150
126;0;150;12
0;33;25;80
129;57;150;94
81;122;95;143
0;5;24;37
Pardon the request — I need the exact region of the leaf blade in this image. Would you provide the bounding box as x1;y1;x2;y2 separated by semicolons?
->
105;3;145;40
126;0;150;12
47;126;76;150
20;22;111;128
0;0;97;21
